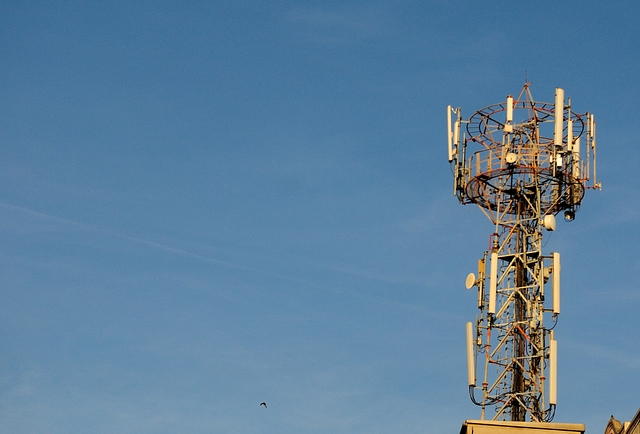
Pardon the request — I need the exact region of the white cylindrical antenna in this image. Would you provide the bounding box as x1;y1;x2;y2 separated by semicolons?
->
549;339;558;405
552;252;561;315
488;252;498;314
573;136;581;178
454;119;460;148
539;262;546;298
567;116;573;152
592;119;597;186
554;88;565;148
466;321;475;386
447;105;454;162
566;99;573;152
506;95;513;123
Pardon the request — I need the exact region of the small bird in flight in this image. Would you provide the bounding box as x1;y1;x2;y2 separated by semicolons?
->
260;402;267;408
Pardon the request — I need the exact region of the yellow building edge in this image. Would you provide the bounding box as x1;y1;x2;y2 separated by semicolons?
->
460;420;586;434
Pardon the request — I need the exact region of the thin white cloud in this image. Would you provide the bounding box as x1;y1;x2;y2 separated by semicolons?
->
0;200;304;280
566;340;640;370
285;3;393;44
0;200;443;314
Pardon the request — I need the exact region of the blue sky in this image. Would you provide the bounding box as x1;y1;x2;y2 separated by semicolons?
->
0;1;638;433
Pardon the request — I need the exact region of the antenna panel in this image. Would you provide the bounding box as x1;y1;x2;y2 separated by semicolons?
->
488;252;498;315
554;88;565;148
549;339;558;405
447;105;453;162
553;252;561;315
466;321;475;386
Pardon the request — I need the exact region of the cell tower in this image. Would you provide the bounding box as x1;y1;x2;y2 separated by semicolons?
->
447;84;600;422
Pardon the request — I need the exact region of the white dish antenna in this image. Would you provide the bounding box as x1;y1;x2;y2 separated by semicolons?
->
465;273;476;289
543;214;556;231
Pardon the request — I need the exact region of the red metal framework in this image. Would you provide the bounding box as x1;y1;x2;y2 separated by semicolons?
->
452;84;597;221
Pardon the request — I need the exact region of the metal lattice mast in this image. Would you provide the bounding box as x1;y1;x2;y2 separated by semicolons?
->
447;84;600;422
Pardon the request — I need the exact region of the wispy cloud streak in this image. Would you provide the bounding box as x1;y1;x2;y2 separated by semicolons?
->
0;200;298;280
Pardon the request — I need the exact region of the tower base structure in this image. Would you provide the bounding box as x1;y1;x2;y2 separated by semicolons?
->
460;420;585;434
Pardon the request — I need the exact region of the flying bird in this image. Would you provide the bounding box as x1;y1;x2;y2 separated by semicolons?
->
260;402;267;408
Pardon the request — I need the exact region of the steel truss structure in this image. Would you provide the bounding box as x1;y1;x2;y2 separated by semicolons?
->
447;84;600;422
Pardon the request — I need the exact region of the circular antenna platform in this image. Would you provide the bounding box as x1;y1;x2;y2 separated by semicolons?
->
458;95;588;215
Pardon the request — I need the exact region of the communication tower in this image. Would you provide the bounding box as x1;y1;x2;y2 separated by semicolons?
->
447;84;600;422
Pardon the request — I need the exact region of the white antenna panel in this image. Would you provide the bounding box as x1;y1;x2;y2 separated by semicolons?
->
549;339;558;405
553;252;561;315
573;137;581;178
554;88;565;147
466;322;475;386
488;252;498;315
453;119;460;148
567;116;573;152
447;105;453;161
